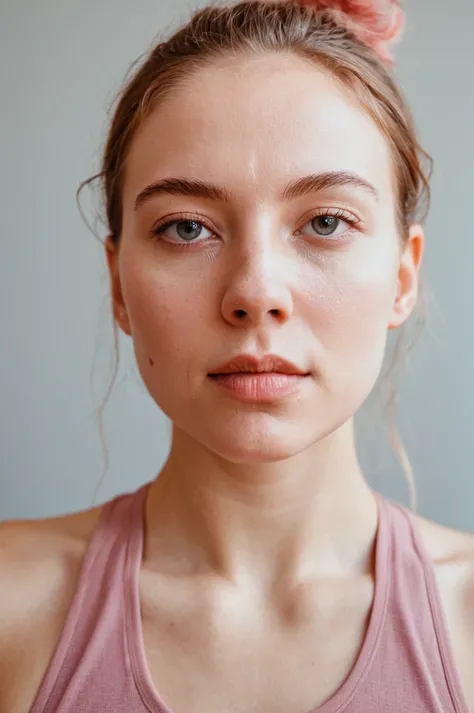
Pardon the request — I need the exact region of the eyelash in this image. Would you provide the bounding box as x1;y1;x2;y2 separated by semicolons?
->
150;208;361;248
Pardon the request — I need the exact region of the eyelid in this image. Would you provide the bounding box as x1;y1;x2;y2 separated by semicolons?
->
150;206;364;245
152;211;213;228
151;212;217;240
152;208;361;230
301;207;362;228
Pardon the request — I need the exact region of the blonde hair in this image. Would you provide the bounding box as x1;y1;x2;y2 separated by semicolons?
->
78;1;432;510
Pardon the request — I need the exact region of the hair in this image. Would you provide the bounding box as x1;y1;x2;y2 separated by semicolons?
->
78;0;432;511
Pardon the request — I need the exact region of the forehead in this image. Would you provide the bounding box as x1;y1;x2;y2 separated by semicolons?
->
123;54;394;203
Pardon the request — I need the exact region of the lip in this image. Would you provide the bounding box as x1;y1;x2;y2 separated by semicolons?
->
209;353;309;376
208;353;310;403
208;372;309;403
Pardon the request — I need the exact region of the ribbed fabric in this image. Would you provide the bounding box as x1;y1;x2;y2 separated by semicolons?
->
29;481;471;713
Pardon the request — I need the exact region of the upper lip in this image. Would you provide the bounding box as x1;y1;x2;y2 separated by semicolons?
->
209;354;309;376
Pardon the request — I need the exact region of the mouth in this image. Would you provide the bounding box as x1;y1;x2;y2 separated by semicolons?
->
207;353;310;402
207;371;310;402
209;353;309;377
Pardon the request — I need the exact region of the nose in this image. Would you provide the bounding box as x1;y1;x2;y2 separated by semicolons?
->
220;242;294;328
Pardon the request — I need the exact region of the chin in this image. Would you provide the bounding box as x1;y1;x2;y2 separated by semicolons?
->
188;415;335;464
210;440;304;464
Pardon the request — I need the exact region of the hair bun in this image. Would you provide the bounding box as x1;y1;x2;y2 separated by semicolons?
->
294;0;405;63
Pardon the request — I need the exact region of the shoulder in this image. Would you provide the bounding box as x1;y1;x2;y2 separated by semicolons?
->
0;505;104;596
0;505;103;713
412;511;474;614
414;511;474;586
0;503;104;576
412;511;474;706
386;500;474;592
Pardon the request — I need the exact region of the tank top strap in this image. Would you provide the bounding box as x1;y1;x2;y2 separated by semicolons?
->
124;480;172;713
29;483;149;713
381;496;471;713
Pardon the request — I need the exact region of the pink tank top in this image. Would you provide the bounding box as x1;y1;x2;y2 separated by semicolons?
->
29;481;471;713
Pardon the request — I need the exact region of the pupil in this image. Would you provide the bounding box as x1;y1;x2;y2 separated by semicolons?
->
314;215;337;235
178;220;201;241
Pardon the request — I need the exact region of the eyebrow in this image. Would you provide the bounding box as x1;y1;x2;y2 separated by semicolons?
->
133;170;379;211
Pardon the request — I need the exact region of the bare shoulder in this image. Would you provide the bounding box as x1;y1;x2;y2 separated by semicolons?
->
413;511;474;707
0;504;103;713
414;511;474;607
415;511;474;565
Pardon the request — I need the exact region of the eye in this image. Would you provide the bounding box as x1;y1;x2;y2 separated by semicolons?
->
151;218;214;245
300;210;359;239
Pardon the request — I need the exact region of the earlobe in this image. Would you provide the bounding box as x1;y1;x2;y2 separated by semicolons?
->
388;293;416;331
388;224;424;331
104;236;132;336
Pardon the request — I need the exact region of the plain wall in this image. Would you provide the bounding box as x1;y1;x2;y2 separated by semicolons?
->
1;0;473;529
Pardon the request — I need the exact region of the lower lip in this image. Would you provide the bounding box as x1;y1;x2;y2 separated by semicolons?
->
208;372;309;402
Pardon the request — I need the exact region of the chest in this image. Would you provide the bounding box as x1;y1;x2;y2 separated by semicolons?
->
138;566;474;713
139;571;374;713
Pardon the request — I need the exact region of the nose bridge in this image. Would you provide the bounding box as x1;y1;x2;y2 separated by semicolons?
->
233;209;286;277
221;222;294;325
235;231;280;285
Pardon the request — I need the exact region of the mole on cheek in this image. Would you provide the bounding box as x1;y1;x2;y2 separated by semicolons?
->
149;358;154;367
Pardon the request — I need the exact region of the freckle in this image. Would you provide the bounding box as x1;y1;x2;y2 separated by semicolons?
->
149;358;154;367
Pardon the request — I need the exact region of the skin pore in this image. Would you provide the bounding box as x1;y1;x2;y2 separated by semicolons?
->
106;53;424;598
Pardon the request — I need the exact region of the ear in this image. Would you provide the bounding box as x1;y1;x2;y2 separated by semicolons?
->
388;223;425;331
105;237;132;336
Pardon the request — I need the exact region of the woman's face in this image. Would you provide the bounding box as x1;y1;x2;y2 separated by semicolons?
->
107;54;423;462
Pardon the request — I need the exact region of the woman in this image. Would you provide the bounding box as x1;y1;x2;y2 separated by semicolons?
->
1;1;473;712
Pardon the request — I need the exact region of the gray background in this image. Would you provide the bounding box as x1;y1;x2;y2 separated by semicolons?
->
1;1;473;529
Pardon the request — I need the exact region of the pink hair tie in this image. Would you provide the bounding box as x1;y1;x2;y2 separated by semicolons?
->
277;0;405;64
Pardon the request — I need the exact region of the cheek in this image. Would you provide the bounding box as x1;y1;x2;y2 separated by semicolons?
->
304;250;397;390
120;256;210;374
318;271;393;341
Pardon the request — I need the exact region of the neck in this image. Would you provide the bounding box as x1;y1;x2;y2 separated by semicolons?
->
145;419;379;590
